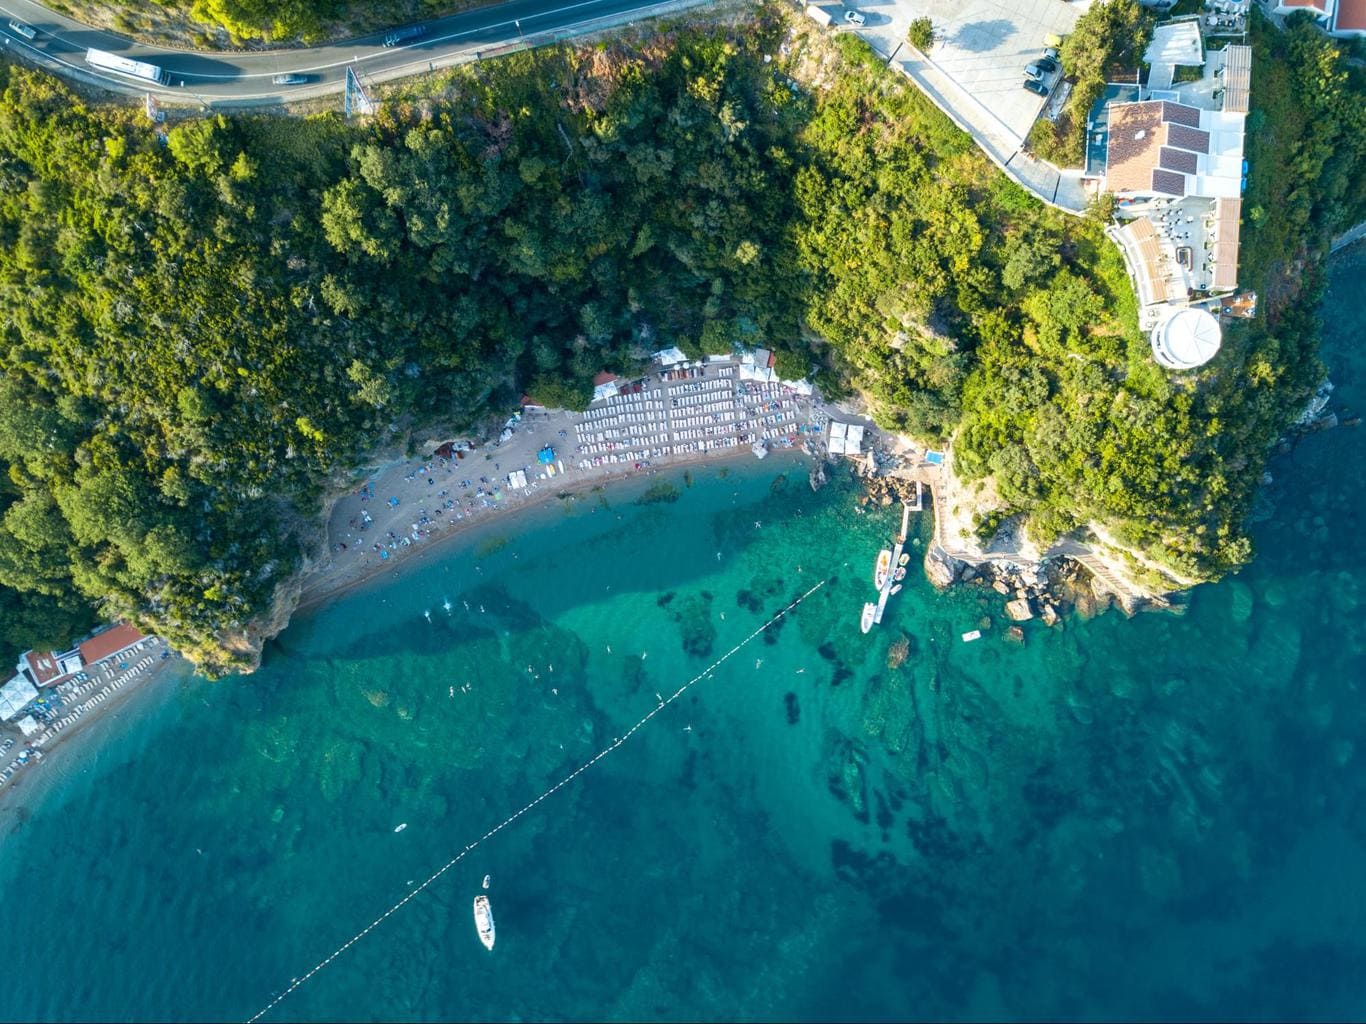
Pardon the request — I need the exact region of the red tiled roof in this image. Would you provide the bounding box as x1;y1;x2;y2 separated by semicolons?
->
78;623;144;666
23;651;65;685
1280;0;1327;9
1336;0;1366;30
592;371;619;386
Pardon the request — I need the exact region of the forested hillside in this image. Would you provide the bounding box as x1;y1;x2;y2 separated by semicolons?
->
0;7;1358;672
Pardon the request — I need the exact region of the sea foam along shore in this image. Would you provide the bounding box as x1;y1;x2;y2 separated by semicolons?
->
293;443;816;619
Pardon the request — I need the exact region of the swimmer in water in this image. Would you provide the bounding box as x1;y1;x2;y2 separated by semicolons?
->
755;658;763;669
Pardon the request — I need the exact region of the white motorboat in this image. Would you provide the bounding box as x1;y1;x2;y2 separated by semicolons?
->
473;894;496;951
873;549;892;589
860;602;877;634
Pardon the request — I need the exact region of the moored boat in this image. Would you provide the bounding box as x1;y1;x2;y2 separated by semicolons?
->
898;552;910;567
873;549;892;589
473;895;496;951
860;602;877;634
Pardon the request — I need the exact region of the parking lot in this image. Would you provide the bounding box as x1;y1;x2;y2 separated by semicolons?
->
848;0;1083;147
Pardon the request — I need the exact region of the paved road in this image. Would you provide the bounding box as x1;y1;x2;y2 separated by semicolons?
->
0;0;700;104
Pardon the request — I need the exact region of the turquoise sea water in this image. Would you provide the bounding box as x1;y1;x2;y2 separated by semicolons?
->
3;249;1365;1022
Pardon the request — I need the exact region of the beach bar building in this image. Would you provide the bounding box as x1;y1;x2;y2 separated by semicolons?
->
78;623;145;667
13;622;145;690
592;372;623;403
15;647;83;689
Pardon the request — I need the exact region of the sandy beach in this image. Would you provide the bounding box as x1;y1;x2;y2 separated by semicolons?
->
294;358;851;614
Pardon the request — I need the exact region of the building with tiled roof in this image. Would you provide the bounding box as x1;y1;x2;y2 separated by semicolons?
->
1104;100;1245;200
16;647;83;688
78;623;145;667
1332;0;1366;34
12;622;147;691
1272;0;1366;35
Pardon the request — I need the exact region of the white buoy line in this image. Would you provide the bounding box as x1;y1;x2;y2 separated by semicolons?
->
245;578;828;1022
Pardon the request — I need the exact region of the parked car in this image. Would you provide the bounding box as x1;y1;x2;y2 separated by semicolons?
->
384;24;427;46
1042;46;1060;62
272;73;307;85
1023;78;1050;96
1024;57;1058;80
843;9;866;25
7;19;36;40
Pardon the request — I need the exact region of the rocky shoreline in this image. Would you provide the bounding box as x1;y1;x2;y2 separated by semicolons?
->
843;442;1176;630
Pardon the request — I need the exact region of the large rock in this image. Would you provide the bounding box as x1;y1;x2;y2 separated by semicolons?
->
924;546;957;589
1005;597;1035;622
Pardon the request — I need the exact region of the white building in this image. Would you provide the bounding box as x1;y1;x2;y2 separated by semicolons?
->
1151;306;1223;369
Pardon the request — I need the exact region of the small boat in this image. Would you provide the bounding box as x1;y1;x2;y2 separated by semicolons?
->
898;553;910;567
890;584;902;595
482;874;491;890
473;894;496;951
873;549;892;589
393;823;407;833
893;567;906;582
961;630;982;643
860;602;877;634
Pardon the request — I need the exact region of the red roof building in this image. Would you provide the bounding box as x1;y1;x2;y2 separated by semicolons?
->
17;647;83;688
1334;0;1366;34
78;623;145;666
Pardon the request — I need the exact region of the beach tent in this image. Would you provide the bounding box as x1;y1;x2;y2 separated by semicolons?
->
0;674;38;721
16;715;38;737
651;347;689;367
538;446;556;464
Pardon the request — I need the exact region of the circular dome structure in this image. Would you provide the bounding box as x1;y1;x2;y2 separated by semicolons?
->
1150;307;1222;370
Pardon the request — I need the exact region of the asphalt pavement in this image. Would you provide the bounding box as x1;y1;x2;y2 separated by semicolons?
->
0;0;707;104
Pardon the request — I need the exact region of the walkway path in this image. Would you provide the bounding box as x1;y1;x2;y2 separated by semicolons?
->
846;0;1088;214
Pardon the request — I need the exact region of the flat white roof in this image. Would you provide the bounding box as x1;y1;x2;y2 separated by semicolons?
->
1147;21;1205;68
